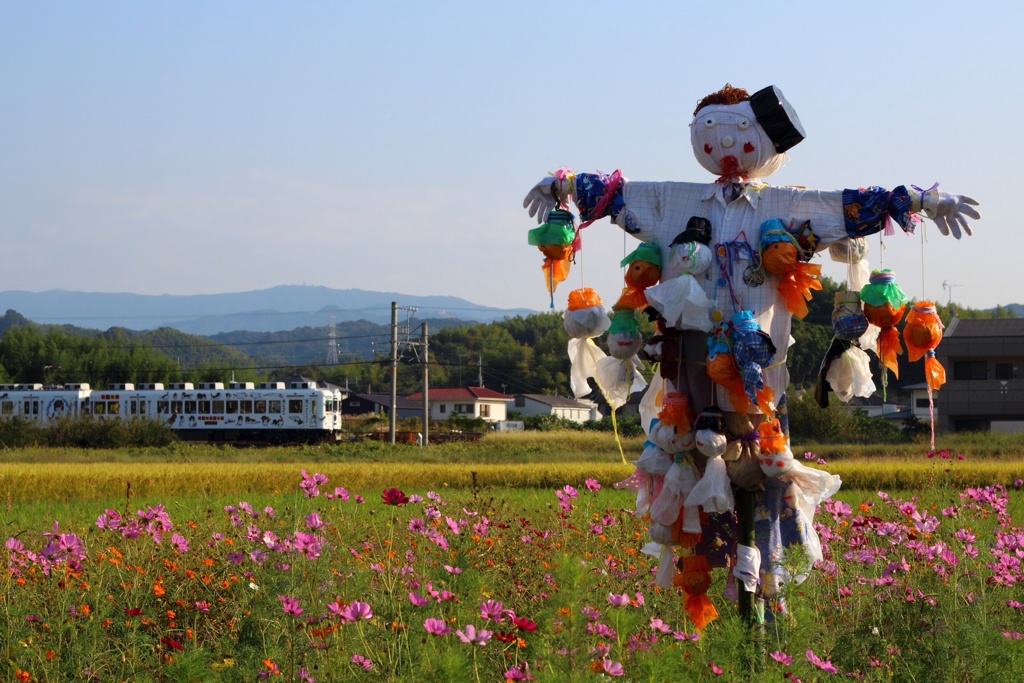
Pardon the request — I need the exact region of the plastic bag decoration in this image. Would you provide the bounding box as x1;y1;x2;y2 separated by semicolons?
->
673;554;719;632
859;269;909;393
614;242;662;311
706;323;753;414
814;290;876;406
605;308;644;359
693;405;727;458
688;405;735;514
596;310;648;410
658;390;695;437
728;310;778;412
564;287;611;399
527;209;576;306
643;217;714;331
758;218;822;319
903;301;946;448
832;290;869;342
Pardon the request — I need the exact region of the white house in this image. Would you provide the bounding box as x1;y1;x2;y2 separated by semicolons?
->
512;393;602;424
404;386;511;423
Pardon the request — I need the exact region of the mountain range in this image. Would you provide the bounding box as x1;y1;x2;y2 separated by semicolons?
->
0;286;537;335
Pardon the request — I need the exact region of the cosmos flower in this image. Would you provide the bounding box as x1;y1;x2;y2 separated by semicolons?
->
381;488;410;506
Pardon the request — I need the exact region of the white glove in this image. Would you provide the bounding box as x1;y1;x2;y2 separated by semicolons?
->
921;190;981;239
523;177;560;224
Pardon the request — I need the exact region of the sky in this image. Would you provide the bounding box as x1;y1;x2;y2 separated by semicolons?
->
1;1;1019;316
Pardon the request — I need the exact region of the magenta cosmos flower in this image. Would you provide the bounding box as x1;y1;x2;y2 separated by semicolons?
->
381;488;410;506
423;618;450;636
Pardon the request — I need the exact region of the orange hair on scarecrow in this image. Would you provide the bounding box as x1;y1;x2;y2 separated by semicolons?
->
693;84;750;116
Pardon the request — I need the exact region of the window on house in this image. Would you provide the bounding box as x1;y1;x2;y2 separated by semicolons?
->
953;361;987;380
480;404;490;417
440;404;447;414
995;363;1016;380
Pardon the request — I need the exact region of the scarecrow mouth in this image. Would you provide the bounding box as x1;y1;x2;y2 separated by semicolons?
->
718;155;740;177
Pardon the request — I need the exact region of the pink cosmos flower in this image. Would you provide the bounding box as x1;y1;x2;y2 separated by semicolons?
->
503;663;533;681
423;617;450;636
350;654;373;670
326;486;349;501
299;469;327;498
602;658;624;676
1003;631;1023;640
710;661;723;675
770;650;793;665
584;478;601;492
277;594;303;616
444;564;462;574
305;512;326;530
480;599;505;622
170;533;189;554
456;623;493;645
607;592;630;607
341;601;372;621
649;617;672;633
194;600;209;612
806;649;838;673
408;592;429;607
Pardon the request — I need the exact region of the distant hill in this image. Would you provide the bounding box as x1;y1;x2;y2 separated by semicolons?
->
0;286;536;334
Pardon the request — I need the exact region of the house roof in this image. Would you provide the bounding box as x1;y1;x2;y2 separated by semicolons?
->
405;386;512;401
518;393;595;409
945;318;1024;338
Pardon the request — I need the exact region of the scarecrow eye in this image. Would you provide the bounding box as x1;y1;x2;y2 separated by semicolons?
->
703;117;716;127
738;119;751;130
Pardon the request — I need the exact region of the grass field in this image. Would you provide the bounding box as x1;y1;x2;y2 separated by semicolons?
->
3;431;1023;681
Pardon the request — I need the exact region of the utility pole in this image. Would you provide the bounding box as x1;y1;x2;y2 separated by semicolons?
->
477;355;483;387
389;301;398;444
421;321;429;447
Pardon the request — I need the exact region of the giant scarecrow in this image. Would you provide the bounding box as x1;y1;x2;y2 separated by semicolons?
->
522;84;980;629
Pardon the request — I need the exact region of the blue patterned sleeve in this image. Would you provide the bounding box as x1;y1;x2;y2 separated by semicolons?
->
574;172;630;227
842;185;916;237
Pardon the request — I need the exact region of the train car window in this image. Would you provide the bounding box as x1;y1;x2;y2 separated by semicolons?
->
130;400;138;415
158;400;169;414
1;401;12;415
241;400;252;414
288;399;303;414
172;401;184;414
184;400;197;414
94;402;107;416
269;400;282;414
212;400;224;413
109;402;120;415
140;401;147;415
199;400;211;413
254;399;267;413
226;400;239;414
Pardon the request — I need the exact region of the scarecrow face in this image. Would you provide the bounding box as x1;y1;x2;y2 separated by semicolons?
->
690;100;784;179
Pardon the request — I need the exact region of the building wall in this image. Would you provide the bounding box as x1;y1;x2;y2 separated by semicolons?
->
432;399;507;423
937;329;1024;432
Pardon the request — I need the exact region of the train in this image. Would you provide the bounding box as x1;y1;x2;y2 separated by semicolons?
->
0;380;346;443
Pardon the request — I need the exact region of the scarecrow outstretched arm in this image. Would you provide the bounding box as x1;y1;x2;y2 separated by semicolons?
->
842;185;980;240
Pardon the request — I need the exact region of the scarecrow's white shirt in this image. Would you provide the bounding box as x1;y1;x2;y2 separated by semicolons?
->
617;179;851;412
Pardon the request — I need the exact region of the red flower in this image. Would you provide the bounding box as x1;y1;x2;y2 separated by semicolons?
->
161;636;185;651
381;488;410;506
124;607;143;616
512;616;538;632
495;630;518;642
